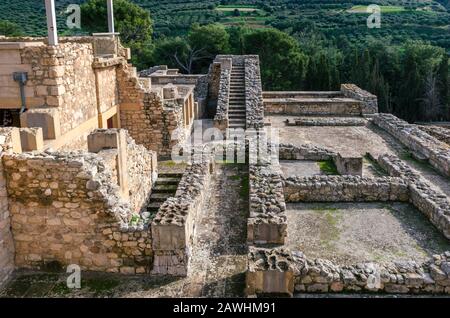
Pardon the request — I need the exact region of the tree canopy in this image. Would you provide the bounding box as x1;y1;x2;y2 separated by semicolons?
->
80;0;153;44
0;20;23;36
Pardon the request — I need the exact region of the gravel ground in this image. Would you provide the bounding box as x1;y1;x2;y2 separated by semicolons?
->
286;202;450;265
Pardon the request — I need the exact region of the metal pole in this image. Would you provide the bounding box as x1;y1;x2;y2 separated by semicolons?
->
45;0;58;46
107;0;115;34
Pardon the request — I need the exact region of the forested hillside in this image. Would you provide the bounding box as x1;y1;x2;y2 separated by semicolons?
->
0;0;449;122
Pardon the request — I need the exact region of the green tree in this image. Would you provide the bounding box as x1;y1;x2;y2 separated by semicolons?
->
187;23;230;72
227;25;251;55
188;23;230;57
437;55;449;120
243;28;307;90
0;20;23;36
81;0;152;44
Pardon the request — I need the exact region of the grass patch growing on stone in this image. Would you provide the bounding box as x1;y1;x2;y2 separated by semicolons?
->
318;160;339;175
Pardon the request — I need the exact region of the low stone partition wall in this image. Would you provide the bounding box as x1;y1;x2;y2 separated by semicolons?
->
286;117;367;127
246;247;450;296
279;143;335;161
284;175;409;203
151;155;215;276
245;56;265;129
419;126;450;146
3;150;153;274
248;164;287;245
263;91;341;99
341;84;378;114
264;97;362;116
378;154;450;239
213;60;231;130
373;113;450;177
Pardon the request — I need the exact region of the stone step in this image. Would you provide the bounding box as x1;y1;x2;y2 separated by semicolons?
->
228;109;246;113
149;192;173;202
229;119;246;123
229;121;246;125
158;173;183;178
155;177;180;185
146;202;162;213
229;124;246;129
152;184;178;193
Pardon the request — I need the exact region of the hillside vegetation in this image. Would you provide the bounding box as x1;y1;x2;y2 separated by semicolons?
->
0;0;449;123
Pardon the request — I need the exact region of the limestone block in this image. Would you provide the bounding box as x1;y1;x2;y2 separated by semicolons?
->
246;247;295;297
333;153;363;176
163;84;178;99
152;224;186;251
20;108;61;140
19;127;44;152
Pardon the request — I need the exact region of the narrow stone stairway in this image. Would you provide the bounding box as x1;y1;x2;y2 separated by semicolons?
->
146;173;182;216
228;64;246;129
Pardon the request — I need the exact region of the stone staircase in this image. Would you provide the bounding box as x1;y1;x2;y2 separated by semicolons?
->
146;173;182;216
228;65;246;129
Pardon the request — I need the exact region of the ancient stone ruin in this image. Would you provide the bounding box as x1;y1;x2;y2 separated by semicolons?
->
0;36;449;297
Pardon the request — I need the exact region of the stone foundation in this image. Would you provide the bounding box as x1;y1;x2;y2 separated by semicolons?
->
247;247;450;296
248;164;287;245
373;113;450;177
284;175;409;202
378;154;450;239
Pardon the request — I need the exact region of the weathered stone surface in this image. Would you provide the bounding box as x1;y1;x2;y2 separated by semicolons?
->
247;247;450;296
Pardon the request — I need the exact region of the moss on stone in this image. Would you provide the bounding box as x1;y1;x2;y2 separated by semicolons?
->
318;160;339;175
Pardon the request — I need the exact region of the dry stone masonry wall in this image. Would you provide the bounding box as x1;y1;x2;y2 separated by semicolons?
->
373;113;450;177
248;163;287;245
378;154;450;239
0;129;17;287
419;126;450;146
287;117;367;127
213;63;231;130
2;130;156;274
247;247;450;296
284;175;409;203
152;154;215;276
341;84;378;114
245;56;265;129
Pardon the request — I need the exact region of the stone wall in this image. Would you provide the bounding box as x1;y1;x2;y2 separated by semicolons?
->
0;128;18;287
213;60;231;130
373;113;450;177
152;154;215;276
2;131;156;274
378;154;450;239
286;117;367;127
341;84;378;114
264;98;362;116
278;143;335;161
245;56;265;129
419;125;450;145
262;91;341;99
0;37;128;152
247;247;450;295
284;175;409;202
248;164;287;245
118;62;191;158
